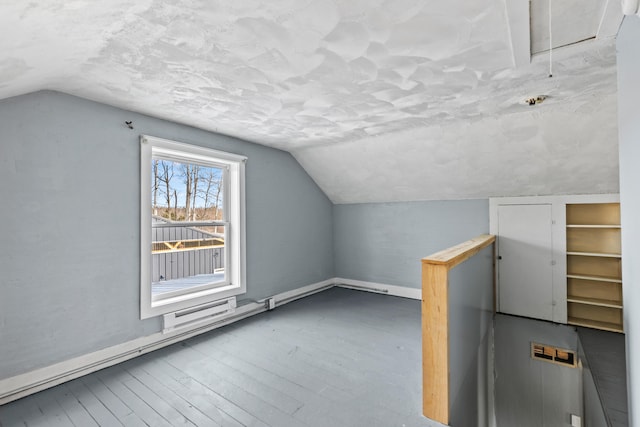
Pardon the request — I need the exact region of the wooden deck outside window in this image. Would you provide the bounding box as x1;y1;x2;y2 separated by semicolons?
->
421;234;495;425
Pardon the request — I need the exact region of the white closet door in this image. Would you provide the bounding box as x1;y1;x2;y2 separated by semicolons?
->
498;204;554;321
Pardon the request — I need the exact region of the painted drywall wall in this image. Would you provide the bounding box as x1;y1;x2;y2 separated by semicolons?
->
0;91;334;379
447;245;494;427
494;314;581;427
580;340;608;427
333;199;489;288
617;15;640;426
583;375;607;427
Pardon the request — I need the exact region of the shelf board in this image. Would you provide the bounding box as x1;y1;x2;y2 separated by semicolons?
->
566;224;621;229
566;274;622;284
567;317;623;333
567;296;623;309
566;251;621;258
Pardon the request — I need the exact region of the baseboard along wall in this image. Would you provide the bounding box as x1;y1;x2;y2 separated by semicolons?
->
335;278;422;300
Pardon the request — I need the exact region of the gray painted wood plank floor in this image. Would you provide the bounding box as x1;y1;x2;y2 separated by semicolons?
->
0;288;442;427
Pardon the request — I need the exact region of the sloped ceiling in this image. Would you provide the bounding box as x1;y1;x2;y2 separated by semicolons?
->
0;0;622;203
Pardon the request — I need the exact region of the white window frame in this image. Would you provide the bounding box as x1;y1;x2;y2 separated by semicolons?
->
140;135;246;319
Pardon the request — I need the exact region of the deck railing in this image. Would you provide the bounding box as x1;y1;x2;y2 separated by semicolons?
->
421;234;496;425
151;222;225;283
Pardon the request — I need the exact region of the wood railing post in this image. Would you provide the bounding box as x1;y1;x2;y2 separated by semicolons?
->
422;263;450;424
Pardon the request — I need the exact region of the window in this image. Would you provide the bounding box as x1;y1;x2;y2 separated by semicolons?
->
140;135;246;319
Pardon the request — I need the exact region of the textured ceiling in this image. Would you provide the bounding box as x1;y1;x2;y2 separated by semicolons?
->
0;0;623;202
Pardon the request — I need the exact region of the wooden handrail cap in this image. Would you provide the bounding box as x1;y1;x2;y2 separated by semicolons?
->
422;234;495;269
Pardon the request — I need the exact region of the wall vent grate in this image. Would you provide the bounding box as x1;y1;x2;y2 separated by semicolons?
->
531;342;577;367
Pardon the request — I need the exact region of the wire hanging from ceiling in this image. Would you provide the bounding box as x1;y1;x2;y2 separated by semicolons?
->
548;0;553;77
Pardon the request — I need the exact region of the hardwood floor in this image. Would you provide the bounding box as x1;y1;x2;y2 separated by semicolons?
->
0;288;441;427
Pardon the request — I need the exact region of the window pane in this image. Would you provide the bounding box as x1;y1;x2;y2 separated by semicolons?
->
151;159;224;221
150;158;226;299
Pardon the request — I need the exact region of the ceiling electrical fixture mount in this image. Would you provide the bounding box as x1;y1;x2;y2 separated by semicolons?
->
524;95;548;106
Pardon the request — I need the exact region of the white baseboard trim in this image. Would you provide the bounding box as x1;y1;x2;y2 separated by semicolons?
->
0;278;335;405
335;278;422;300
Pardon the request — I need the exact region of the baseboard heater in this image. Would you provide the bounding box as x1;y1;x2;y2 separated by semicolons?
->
163;297;236;334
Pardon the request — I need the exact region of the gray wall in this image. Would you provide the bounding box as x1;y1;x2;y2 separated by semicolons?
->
448;245;494;427
579;341;608;427
494;314;581;427
618;16;640;426
333;199;489;287
0;90;334;379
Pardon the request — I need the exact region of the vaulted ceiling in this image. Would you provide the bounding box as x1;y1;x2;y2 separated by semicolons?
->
0;0;623;203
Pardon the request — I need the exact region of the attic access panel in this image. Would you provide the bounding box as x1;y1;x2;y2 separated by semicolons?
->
530;0;603;54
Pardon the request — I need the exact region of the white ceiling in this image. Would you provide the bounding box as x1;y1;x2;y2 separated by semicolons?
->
0;0;623;203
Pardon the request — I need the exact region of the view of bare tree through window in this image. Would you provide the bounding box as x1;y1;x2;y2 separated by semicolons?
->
152;159;224;223
150;158;227;298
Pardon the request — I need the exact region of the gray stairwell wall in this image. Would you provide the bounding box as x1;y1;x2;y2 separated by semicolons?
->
0;90;334;380
618;15;640;426
448;245;494;427
493;315;581;427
